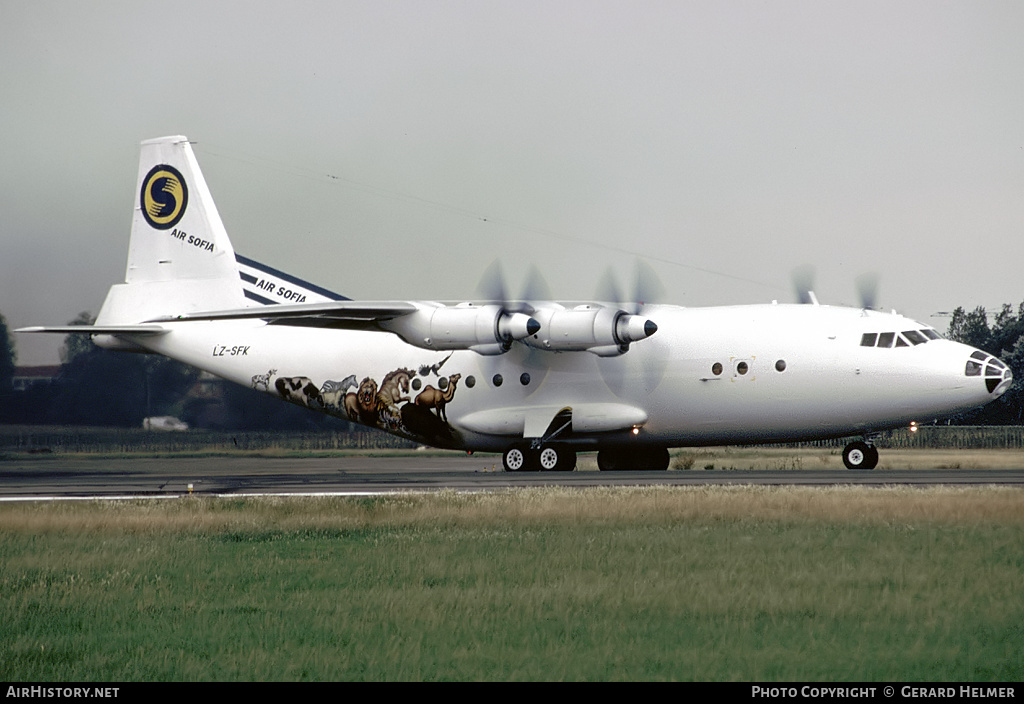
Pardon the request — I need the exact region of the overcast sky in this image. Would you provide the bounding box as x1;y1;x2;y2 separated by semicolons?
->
3;1;1023;364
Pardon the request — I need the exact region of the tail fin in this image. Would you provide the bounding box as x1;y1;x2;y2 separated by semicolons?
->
96;136;246;325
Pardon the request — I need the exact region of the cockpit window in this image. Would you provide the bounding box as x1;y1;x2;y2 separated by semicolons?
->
860;329;937;347
971;351;987;361
966;361;982;376
863;329;941;348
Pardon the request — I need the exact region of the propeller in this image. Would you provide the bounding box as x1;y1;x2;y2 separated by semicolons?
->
632;259;664;314
475;260;550;392
478;259;510;305
792;264;817;305
596;259;664;314
474;260;540;350
855;272;880;310
595;259;667;397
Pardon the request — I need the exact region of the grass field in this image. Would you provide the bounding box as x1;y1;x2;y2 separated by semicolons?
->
1;486;1022;681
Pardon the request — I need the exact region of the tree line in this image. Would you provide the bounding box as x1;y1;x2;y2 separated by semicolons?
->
0;312;347;430
945;303;1024;424
2;303;1023;429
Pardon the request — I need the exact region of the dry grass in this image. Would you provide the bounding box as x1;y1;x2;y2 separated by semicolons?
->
1;485;1022;536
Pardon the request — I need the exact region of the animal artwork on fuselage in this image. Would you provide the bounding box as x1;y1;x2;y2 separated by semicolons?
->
262;360;462;447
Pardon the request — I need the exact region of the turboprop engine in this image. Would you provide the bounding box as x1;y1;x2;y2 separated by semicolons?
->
380;302;656;356
382;302;540;355
523;304;657;356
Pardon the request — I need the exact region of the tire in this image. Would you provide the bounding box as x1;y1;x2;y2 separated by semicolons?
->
556;447;577;471
539;444;576;471
843;441;878;470
503;446;527;472
598;447;668;471
598;448;627;471
642;447;671;471
538;445;560;471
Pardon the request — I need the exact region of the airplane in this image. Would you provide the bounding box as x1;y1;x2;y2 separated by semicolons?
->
18;136;1012;471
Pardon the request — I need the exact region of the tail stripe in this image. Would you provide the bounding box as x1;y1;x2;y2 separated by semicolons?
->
235;253;348;305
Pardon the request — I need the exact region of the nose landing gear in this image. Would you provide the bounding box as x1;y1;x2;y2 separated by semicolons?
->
842;440;879;470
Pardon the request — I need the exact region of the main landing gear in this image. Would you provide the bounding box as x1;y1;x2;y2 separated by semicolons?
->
502;443;577;472
501;445;672;471
842;441;879;470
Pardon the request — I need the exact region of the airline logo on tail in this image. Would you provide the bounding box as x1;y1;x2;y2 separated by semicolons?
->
140;164;188;230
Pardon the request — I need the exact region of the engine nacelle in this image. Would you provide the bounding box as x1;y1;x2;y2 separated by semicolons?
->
382;303;539;354
523;304;657;355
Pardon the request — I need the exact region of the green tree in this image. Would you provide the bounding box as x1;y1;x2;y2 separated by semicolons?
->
60;311;98;364
53;313;200;426
0;312;15;394
947;301;1024;425
947;306;991;351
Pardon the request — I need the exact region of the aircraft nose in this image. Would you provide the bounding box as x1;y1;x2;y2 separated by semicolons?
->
964;349;1013;397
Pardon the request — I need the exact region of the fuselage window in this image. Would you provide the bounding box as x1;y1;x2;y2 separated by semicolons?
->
775;359;787;372
877;332;895;348
411;378;422;391
712;362;723;376
465;375;476;388
492;374;503;387
861;333;878;347
520;373;531;386
903;330;927;345
736;361;749;375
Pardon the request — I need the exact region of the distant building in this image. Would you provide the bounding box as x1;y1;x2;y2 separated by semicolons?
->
12;366;61;392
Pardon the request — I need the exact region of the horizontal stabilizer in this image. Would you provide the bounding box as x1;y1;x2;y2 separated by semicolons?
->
16;325;169;336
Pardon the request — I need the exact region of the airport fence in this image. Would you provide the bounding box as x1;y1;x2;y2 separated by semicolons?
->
790;425;1024;450
0;425;419;455
3;425;1024;455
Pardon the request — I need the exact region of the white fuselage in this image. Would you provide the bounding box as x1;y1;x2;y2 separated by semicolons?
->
135;302;1007;452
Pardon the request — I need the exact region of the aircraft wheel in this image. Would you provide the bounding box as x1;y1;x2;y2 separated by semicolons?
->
597;449;626;471
843;441;878;470
538;445;560;471
538;444;576;471
642;447;671;471
598;447;668;470
503;446;528;472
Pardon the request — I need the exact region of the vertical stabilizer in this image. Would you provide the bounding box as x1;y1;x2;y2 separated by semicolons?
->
96;136;246;324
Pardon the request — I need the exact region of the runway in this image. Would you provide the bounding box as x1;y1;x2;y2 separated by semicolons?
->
2;454;1024;498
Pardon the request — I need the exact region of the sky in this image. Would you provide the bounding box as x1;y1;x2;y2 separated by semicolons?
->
2;0;1023;364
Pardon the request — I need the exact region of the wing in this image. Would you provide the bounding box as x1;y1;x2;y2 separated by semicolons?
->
155;300;419;328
